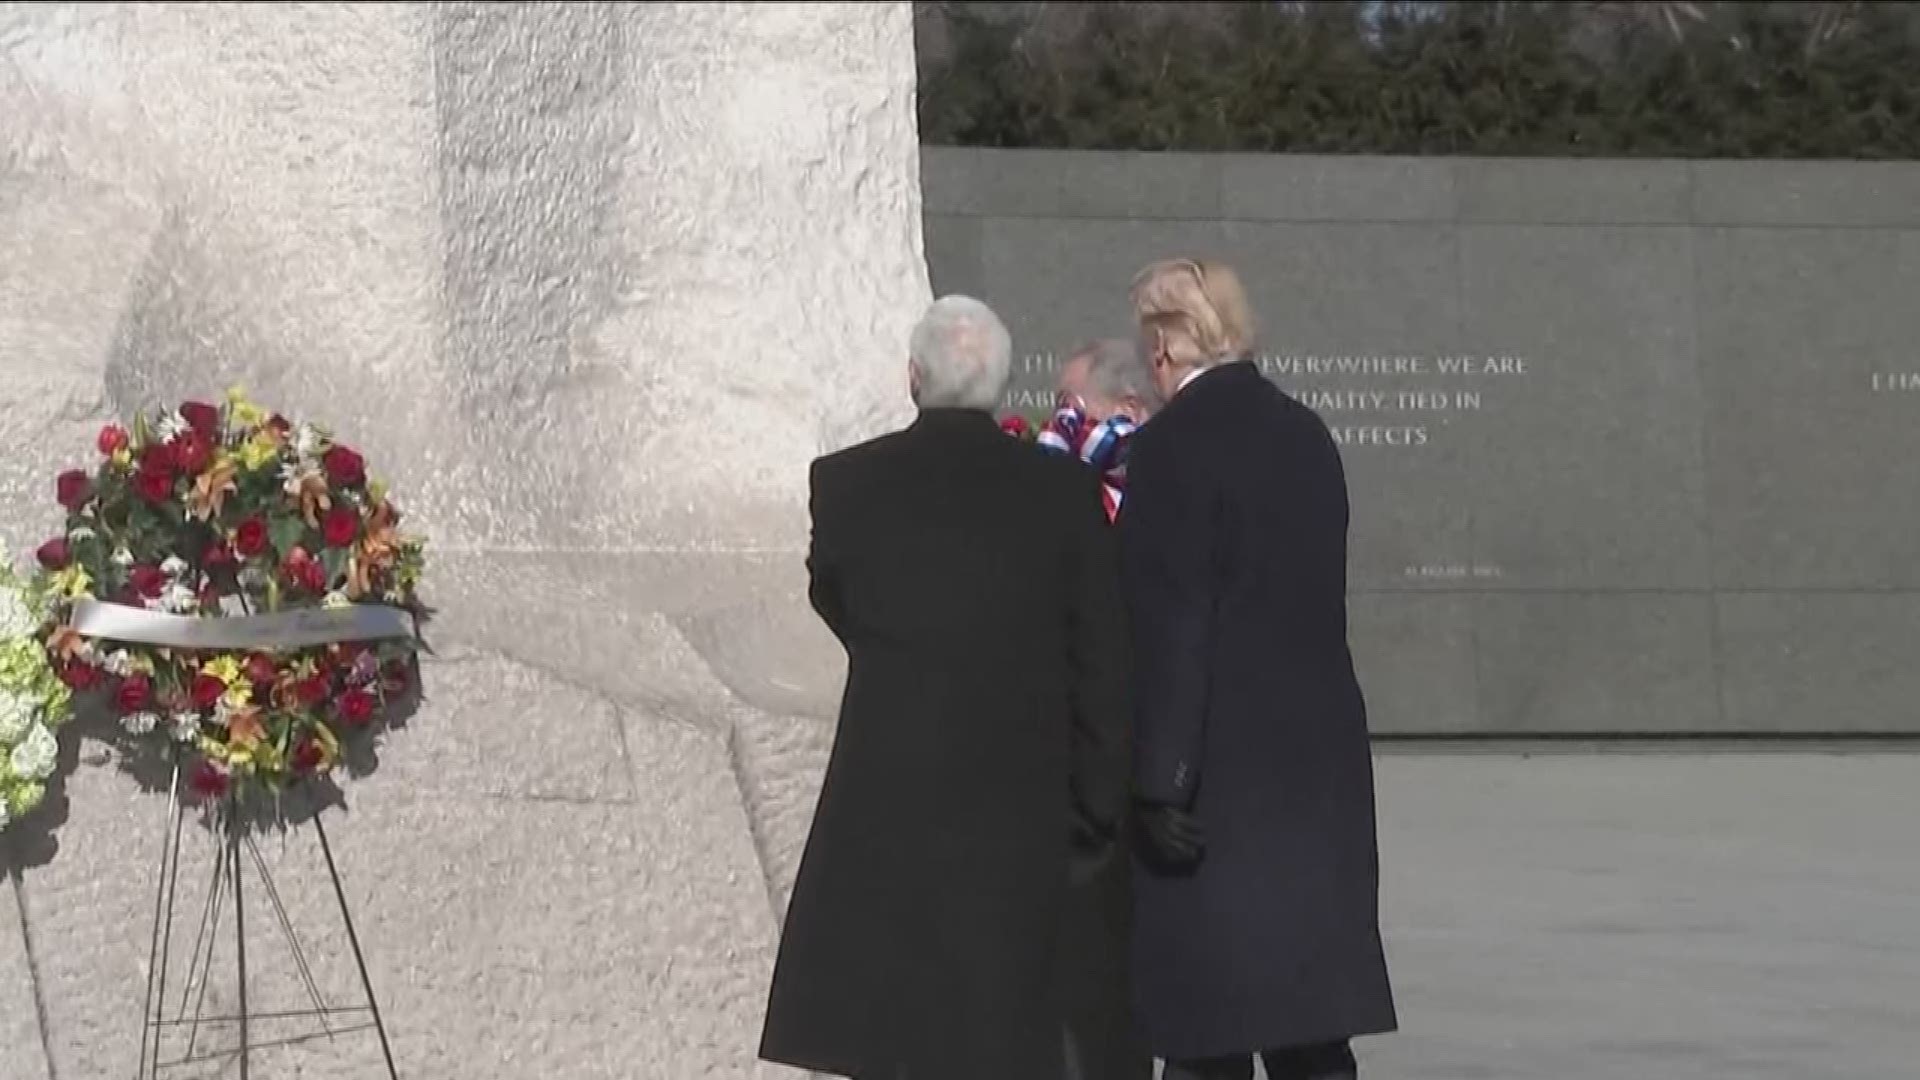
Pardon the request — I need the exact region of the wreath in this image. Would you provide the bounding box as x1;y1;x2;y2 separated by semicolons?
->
31;389;427;801
0;557;68;831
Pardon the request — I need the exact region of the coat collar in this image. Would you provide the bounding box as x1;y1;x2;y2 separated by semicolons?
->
909;407;1000;435
1173;358;1261;403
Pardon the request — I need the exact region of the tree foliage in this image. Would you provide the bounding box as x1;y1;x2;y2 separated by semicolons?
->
915;1;1920;158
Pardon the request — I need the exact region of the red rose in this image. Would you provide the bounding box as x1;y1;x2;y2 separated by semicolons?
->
134;467;174;505
322;505;360;548
338;688;377;726
116;675;153;714
189;760;230;801
60;662;100;691
56;469;94;510
139;442;175;475
999;415;1033;438
296;674;330;707
245;652;279;687
298;559;328;594
178;401;221;438
170;431;212;476
322;445;366;488
128;564;167;599
233;518;269;559
290;737;325;774
190;673;226;709
35;538;70;570
97;424;130;456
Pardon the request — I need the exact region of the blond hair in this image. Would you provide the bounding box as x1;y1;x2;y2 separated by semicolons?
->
1128;258;1255;368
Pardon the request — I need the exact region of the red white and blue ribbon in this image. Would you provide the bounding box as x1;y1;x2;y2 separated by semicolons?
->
1035;397;1134;521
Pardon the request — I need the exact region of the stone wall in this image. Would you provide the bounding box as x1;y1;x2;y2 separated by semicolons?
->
923;146;1920;737
0;4;927;1077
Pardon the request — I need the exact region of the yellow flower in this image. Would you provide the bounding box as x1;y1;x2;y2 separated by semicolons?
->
201;655;243;685
222;681;253;710
50;565;93;599
237;432;280;472
110;448;133;470
226;386;269;428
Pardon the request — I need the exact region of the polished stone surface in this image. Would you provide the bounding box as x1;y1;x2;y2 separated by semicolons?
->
924;149;1920;735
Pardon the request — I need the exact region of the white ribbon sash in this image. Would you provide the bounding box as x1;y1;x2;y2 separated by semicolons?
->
68;599;418;651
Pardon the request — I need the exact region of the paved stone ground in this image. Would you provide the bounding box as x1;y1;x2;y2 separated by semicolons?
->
1347;752;1920;1080
10;748;1915;1079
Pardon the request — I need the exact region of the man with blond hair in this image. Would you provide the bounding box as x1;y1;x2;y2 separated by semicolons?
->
760;295;1133;1080
1119;259;1397;1080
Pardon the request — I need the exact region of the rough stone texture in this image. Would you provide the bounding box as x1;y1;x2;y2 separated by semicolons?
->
2;2;925;1076
925;149;1920;735
1;874;51;1080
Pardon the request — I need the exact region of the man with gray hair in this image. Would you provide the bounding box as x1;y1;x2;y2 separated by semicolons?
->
760;296;1134;1080
1039;338;1162;523
1059;337;1162;427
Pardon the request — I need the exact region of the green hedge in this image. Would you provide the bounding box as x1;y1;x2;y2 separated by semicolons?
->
916;1;1920;158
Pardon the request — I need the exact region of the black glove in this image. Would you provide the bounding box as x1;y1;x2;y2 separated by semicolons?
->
1134;801;1205;870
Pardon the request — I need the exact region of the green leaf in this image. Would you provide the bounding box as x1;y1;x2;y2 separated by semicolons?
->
321;548;348;588
269;517;305;559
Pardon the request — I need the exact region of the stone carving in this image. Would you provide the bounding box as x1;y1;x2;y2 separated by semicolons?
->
1;3;925;1075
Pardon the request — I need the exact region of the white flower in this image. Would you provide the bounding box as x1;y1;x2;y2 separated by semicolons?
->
68;525;97;543
322;591;351;610
0;692;34;744
156;411;191;441
160;556;189;578
9;721;57;781
111;546;135;567
122;711;160;736
0;796;9;830
294;423;325;460
169;712;200;743
158;584;199;614
101;650;136;678
0;586;33;639
281;460;321;496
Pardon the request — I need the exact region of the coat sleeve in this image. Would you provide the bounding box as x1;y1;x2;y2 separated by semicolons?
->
1118;429;1215;807
1065;470;1133;838
805;459;849;639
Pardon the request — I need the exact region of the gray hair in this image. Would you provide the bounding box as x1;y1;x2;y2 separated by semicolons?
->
1071;337;1160;407
909;295;1013;410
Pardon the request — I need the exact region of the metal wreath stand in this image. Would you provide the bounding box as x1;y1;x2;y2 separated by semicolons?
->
68;599;412;1080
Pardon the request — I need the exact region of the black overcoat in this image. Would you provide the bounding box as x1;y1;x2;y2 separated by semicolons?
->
1118;361;1397;1060
759;408;1134;1080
